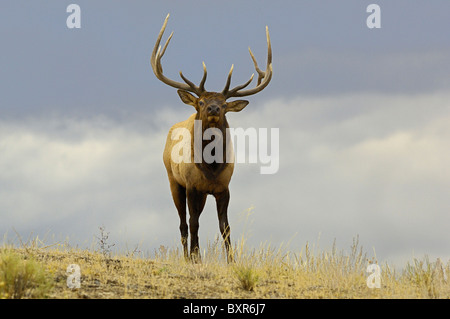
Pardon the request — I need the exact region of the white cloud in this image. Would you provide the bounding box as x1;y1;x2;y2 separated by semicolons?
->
1;91;449;266
0;116;171;247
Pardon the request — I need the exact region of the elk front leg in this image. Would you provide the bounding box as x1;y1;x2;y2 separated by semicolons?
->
169;181;188;259
215;189;233;263
187;188;207;262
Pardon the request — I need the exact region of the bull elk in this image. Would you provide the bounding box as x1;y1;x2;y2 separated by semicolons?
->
151;14;272;262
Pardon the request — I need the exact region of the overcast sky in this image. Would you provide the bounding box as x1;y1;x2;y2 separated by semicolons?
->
1;1;449;267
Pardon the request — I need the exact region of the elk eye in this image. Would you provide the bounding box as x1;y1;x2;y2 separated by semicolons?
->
222;104;227;108
198;101;204;107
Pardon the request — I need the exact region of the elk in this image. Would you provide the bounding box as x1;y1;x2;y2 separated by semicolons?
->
151;14;272;262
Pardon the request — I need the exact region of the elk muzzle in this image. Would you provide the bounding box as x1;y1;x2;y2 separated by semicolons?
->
207;104;221;123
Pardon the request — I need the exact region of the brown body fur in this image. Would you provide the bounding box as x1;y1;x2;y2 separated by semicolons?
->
163;113;234;195
163;92;247;262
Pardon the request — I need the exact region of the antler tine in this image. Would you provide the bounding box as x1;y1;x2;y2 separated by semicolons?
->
154;31;173;74
179;61;207;93
179;71;199;91
223;26;272;99
199;61;207;92
222;67;255;96
249;47;264;85
151;14;206;96
221;64;234;95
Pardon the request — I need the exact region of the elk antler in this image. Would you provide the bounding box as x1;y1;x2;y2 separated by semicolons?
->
222;26;272;99
151;14;207;96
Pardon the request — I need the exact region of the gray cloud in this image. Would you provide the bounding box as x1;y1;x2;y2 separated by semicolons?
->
275;49;450;96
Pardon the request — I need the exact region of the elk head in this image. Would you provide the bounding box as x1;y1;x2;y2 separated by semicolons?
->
151;13;272;129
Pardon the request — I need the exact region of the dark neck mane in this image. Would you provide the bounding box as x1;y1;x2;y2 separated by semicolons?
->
194;115;229;180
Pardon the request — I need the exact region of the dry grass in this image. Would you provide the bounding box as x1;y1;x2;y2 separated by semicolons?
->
1;234;449;299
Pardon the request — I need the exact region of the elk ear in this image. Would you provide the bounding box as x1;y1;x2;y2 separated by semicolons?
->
177;90;198;108
226;100;249;113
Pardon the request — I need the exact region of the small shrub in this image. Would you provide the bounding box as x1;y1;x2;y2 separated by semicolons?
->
95;226;115;259
0;249;52;299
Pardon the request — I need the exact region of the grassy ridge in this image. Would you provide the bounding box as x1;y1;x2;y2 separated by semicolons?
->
1;235;449;299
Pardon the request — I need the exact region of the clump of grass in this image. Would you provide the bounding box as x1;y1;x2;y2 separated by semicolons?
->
405;256;449;298
233;264;259;291
0;248;52;299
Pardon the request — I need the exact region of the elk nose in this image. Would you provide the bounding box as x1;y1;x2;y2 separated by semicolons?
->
207;105;220;115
